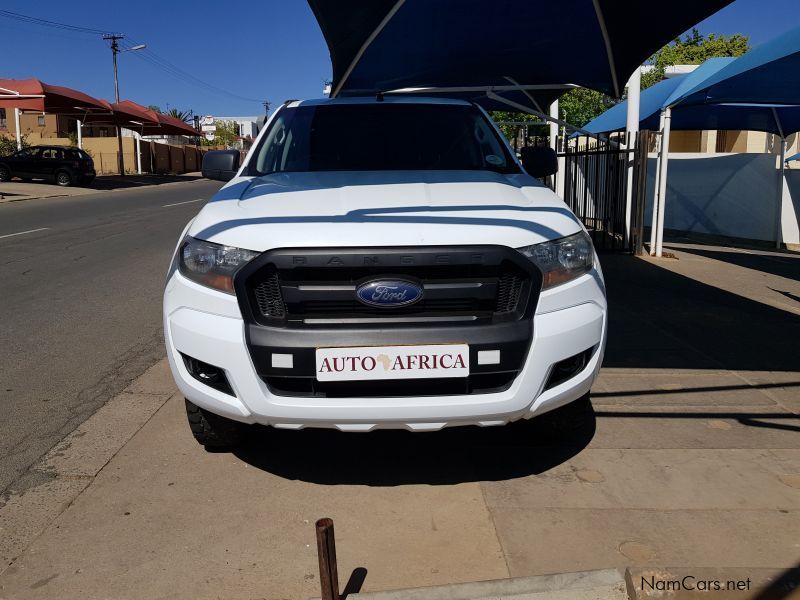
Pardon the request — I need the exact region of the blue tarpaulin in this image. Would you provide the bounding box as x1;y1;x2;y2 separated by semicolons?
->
671;25;800;106
583;57;800;136
589;26;800;256
308;0;734;101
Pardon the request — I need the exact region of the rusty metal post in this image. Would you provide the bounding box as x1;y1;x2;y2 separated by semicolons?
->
316;518;340;600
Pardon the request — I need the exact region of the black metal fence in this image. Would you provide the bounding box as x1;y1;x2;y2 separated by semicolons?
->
553;131;650;253
494;122;651;254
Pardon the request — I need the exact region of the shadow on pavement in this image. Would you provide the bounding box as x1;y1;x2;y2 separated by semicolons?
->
234;404;596;486
595;410;799;433
600;253;800;372
754;562;800;600
89;174;204;191
341;567;368;599
670;244;800;283
235;252;799;483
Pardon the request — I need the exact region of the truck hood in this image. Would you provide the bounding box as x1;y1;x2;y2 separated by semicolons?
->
188;170;582;251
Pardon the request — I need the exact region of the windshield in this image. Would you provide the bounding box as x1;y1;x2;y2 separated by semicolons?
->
250;103;519;175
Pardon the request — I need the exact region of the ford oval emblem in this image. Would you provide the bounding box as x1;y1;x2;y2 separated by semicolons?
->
356;279;424;308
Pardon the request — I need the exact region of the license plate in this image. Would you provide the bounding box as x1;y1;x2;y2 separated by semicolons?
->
315;344;469;382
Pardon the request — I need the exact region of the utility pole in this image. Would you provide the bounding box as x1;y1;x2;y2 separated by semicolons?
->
262;100;271;115
102;35;145;176
103;34;125;176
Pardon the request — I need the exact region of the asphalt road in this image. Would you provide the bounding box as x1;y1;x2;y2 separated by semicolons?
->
0;179;223;493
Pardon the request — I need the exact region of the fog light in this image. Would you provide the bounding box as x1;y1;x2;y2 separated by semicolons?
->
544;347;593;390
180;353;235;396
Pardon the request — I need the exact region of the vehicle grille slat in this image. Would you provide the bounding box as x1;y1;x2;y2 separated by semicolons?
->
252;270;286;318
243;248;534;328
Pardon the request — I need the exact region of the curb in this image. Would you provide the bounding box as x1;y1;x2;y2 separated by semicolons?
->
624;567;800;599
0;193;70;204
0;177;206;204
0;358;175;575
316;569;628;600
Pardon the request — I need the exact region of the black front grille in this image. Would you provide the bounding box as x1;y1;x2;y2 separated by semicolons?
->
248;267;529;326
297;298;479;315
236;247;539;329
496;272;524;314
252;270;285;318
236;248;542;398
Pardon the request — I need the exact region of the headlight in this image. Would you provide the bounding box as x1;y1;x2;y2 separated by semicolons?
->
518;231;594;289
178;236;259;293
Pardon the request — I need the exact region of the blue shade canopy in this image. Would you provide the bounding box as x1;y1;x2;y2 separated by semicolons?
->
385;86;565;114
787;152;800;162
308;0;734;100
583;58;800;136
670;25;800;106
580;76;683;133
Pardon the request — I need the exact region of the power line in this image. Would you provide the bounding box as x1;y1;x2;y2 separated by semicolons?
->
0;9;116;35
119;39;262;103
0;9;263;105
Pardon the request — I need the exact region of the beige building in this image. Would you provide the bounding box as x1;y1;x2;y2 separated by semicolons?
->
668;128;799;155
0;109;204;175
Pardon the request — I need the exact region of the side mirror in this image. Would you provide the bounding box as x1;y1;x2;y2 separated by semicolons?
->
202;150;241;181
520;146;558;178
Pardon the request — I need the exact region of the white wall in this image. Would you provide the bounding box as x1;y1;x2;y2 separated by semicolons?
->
644;152;800;246
783;169;800;247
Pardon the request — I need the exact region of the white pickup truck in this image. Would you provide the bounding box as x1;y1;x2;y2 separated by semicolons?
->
164;96;607;448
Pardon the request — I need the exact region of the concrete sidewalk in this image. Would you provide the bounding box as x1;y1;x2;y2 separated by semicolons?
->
0;173;203;203
0;247;798;599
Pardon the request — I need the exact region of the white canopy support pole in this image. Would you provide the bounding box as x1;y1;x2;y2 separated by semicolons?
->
649;109;666;254
389;84;577;94
771;108;786;249
549;99;566;197
624;68;641;246
654;106;672;257
504;77;545;114
77;119;83;149
14;108;22;150
135;133;142;175
776;136;786;249
549;100;559;151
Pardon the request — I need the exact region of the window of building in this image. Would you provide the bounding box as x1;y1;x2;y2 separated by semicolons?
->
37;115;45;127
0;108;6;128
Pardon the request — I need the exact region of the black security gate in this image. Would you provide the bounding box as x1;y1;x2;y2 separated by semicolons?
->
553;131;651;253
495;122;652;254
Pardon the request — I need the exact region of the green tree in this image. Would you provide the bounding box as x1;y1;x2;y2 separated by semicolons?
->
202;120;240;148
490;111;540;143
0;133;27;156
492;89;616;132
641;28;750;89
559;88;616;128
147;105;162;113
492;29;750;132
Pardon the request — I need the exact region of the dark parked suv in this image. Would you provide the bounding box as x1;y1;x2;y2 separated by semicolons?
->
0;145;96;187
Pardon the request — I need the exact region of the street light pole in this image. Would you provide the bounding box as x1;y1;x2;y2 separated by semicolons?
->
103;35;145;177
104;34;125;176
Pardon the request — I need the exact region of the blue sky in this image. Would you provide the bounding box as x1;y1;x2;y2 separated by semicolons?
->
1;0;798;117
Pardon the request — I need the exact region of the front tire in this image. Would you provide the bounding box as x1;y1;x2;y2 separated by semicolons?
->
184;399;245;449
55;170;73;187
0;165;11;182
538;393;593;434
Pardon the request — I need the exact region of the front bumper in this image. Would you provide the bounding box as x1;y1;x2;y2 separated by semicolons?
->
164;264;607;431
